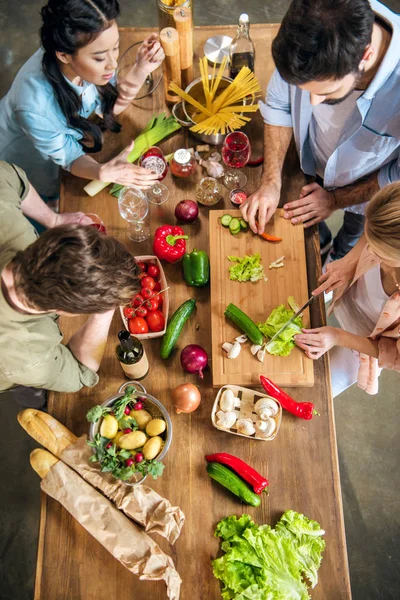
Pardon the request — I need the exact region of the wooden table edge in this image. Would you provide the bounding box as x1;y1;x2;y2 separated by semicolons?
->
34;492;48;600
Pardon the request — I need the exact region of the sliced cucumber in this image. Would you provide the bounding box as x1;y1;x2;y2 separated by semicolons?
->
220;214;233;227
239;219;248;230
229;218;241;235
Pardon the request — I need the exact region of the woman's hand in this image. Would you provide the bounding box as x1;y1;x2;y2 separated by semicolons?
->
294;326;341;359
99;142;159;189
135;34;165;76
312;255;356;296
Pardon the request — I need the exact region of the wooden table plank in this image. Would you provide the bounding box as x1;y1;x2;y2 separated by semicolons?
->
35;25;351;600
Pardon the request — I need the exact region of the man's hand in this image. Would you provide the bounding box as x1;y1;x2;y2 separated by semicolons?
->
240;181;280;234
53;212;93;227
294;326;341;359
312;255;356;296
283;182;336;227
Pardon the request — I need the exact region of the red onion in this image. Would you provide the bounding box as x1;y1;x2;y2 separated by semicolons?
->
175;200;199;223
180;344;208;378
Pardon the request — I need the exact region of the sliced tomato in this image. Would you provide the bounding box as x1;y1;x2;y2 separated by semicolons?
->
146;310;165;332
141;276;156;290
123;306;135;318
133;293;144;307
147;264;160;279
128;317;148;334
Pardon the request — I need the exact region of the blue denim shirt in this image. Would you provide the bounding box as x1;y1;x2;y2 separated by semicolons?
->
259;0;400;212
0;49;106;197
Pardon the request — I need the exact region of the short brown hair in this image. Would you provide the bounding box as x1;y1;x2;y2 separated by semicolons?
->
365;183;400;261
11;225;140;313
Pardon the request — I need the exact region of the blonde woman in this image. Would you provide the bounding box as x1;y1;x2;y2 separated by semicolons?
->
295;183;400;397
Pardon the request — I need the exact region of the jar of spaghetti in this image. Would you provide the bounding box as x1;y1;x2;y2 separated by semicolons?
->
157;0;193;31
170;149;197;178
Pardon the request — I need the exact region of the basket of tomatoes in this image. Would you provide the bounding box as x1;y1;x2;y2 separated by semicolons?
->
120;256;169;339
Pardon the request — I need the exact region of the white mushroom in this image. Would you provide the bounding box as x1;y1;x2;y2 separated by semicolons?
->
236;418;256;436
251;344;262;356
235;335;248;344
222;342;233;353
254;398;279;418
216;410;237;429
227;341;241;359
255;418;276;438
220;389;235;411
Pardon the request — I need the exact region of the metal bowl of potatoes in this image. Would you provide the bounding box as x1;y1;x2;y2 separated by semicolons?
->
88;380;172;485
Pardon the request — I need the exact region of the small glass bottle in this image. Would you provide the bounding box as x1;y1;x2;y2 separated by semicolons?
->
229;14;255;79
116;331;149;380
170;149;197;178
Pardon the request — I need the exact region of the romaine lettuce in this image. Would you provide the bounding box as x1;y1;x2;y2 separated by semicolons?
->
258;298;303;356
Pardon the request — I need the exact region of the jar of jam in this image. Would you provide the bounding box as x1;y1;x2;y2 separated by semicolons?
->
170;149;197;178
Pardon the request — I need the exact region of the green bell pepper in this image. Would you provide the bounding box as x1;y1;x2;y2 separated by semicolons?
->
182;249;210;287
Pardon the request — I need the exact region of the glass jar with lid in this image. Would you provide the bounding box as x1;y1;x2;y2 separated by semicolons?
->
170;149;197;178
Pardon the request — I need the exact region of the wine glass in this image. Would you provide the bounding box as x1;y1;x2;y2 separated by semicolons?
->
221;131;251;190
78;213;107;234
139;146;169;205
118;186;150;242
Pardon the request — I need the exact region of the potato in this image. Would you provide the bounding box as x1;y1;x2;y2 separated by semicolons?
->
112;431;124;447
146;418;166;437
143;436;163;460
100;415;119;439
133;409;153;430
119;430;147;450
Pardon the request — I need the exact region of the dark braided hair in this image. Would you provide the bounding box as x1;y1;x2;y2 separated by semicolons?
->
40;0;121;153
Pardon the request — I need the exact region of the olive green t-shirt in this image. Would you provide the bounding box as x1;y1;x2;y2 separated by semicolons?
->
0;161;99;392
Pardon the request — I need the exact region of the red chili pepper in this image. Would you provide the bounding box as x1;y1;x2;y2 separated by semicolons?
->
153;225;188;263
260;375;319;420
255;222;282;243
205;452;269;494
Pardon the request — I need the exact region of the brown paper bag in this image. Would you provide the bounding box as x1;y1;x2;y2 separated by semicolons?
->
41;460;181;600
59;435;184;544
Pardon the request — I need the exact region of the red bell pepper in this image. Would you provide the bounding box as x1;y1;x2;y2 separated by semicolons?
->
260;375;319;420
153;225;188;263
205;452;269;494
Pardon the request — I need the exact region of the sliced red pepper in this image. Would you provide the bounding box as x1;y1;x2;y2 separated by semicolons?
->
255;222;282;243
260;375;319;420
153;224;188;263
205;452;269;494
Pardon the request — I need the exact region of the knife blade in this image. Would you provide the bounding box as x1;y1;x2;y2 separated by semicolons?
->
265;296;316;348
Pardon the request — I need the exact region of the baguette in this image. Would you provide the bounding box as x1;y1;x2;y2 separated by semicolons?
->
30;448;59;478
17;409;77;457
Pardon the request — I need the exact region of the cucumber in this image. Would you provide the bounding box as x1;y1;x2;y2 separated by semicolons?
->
207;462;261;507
224;303;263;346
160;299;196;359
229;218;241;235
239;219;248;230
220;214;232;227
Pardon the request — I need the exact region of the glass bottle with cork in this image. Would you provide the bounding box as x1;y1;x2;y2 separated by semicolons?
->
116;330;149;380
229;14;255;79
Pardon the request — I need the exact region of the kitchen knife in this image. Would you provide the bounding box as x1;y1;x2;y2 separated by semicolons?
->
265;296;316;348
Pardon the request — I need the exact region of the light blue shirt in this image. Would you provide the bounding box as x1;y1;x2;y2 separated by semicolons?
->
0;49;106;198
259;0;400;213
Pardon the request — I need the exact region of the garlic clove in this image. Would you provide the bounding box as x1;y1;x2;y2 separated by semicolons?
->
257;349;266;363
255;418;276;438
251;344;262;356
235;335;248;344
236;418;256;436
222;342;233;353
227;341;241;359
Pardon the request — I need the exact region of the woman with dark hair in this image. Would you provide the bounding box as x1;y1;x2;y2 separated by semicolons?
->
0;0;164;204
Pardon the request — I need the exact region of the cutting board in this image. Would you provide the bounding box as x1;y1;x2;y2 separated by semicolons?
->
209;209;314;387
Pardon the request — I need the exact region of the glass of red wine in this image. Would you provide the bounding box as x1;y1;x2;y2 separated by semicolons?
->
221;131;250;190
79;213;107;234
139;146;169;205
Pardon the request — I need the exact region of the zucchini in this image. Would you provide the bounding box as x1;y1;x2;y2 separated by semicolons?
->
239;219;248;230
224;303;263;346
220;214;232;227
160;299;196;359
229;217;241;235
207;462;261;507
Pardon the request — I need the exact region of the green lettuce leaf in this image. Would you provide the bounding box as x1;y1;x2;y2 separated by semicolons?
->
228;254;267;283
257;298;303;356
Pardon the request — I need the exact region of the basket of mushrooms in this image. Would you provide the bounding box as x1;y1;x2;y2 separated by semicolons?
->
211;385;282;441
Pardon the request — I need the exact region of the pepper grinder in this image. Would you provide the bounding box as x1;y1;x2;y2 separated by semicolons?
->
160;27;181;103
173;6;193;89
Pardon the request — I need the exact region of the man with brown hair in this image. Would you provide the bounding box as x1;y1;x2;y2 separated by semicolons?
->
0;161;140;404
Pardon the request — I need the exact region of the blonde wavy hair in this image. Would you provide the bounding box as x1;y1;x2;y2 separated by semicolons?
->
365;182;400;261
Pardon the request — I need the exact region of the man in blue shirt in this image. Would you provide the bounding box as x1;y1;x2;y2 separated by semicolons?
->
241;0;400;259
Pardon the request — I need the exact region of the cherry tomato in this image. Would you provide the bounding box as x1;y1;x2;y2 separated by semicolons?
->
145;296;160;312
146;310;165;332
147;264;160;279
153;281;161;292
137;261;147;273
141;276;156;290
123;306;135;318
141;287;154;300
133;293;144;307
135;306;148;318
128;317;148;334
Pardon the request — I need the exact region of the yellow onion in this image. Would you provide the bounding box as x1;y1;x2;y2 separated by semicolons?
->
172;383;201;414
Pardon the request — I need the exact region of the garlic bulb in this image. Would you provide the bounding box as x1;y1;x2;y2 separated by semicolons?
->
220;389;235;411
236;418;256;436
254;398;279;418
255;418;276;438
216;410;237;429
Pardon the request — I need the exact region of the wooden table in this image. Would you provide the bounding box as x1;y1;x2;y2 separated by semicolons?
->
35;25;351;600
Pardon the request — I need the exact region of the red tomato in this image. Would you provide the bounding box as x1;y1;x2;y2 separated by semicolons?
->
146;310;165;332
147;264;160;279
153;281;161;292
128;317;148;334
145;297;160;312
141;276;156;290
141;287;154;300
135;306;148;318
137;261;147;273
123;306;135;318
133;293;144;307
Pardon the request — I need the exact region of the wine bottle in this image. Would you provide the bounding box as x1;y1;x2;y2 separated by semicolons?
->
229;14;255;79
116;331;149;380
